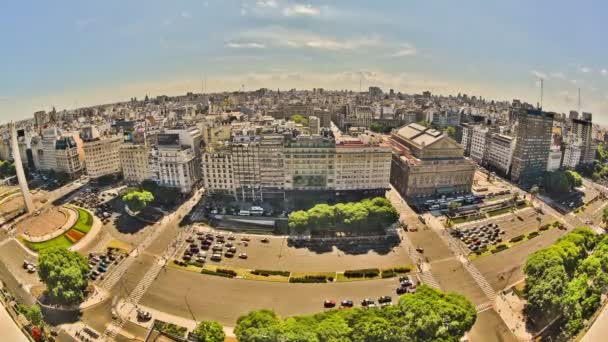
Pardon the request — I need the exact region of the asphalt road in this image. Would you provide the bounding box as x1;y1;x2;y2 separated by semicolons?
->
141;266;399;326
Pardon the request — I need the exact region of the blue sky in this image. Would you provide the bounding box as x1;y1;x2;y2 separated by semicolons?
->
2;0;608;124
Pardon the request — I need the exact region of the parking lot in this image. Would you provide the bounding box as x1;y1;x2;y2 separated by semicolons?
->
175;226;413;273
451;207;557;254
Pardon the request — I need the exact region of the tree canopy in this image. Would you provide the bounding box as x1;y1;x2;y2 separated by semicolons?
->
234;286;476;342
0;160;16;178
288;197;398;234
38;247;89;305
122;190;154;212
291;115;309;127
192;320;225;342
523;227;606;337
443;126;456;139
542;170;582;194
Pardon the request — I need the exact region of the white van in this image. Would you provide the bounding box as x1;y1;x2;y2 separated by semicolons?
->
238;210;250;216
250;206;264;216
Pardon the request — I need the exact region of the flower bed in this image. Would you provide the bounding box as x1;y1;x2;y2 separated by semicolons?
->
65;229;85;243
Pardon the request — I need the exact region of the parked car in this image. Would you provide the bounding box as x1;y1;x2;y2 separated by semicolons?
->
210;254;222;261
340;300;354;308
238;253;248;259
324;300;336;308
361;298;375;307
378;296;392;304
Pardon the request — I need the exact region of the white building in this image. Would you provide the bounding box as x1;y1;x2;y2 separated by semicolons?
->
485;134;515;175
469;126;489;164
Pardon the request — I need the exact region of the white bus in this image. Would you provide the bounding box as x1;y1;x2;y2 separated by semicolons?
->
250;206;264;216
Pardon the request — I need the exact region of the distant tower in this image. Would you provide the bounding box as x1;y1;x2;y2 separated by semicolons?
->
9;122;35;213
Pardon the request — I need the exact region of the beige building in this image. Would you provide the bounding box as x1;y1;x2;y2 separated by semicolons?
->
201;143;235;196
82;137;122;179
284;135;335;191
390;123;475;198
120;144;150;184
334;137;392;191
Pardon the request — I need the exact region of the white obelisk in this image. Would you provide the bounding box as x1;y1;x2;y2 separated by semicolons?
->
8;122;35;213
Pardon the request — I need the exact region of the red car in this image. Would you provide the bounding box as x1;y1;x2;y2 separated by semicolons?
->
323;300;336;308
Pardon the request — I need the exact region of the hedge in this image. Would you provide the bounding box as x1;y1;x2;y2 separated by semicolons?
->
492;244;509;254
251;269;290;277
289;275;332;283
201;269;235;278
381;271;396;278
216;268;238;276
539;224;550;231
510;235;525;243
383;266;412;274
344;268;380;278
528;231;540;239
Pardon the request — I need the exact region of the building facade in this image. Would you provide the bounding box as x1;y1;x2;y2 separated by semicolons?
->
120;144;150;184
511;109;554;187
390;123;475;198
82;137;123;179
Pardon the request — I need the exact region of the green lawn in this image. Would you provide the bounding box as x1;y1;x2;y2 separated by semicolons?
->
21;207;93;252
22;235;73;252
73;208;93;233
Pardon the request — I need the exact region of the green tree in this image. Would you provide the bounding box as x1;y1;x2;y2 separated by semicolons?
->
38;247;89;305
288;211;309;233
291;115;309;127
122;190;154;212
20;304;44;326
417;120;431;128
192;321;225;342
565;170;583;189
0;160;16;178
235;309;282;342
443;126;456;138
543;171;571;194
603;207;608;224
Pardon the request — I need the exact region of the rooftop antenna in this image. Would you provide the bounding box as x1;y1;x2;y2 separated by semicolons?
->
359;72;362;93
578;87;581;114
540;78;544;110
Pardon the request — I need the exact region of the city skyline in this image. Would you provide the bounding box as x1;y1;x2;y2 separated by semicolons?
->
2;0;608;124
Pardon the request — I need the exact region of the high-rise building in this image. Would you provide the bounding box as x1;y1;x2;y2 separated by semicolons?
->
511;109;554;187
308;116;321;135
120;144;150;184
563;113;596;168
485;133;515;176
81;126;123;179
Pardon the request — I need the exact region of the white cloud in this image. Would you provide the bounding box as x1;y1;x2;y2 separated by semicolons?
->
531;70;547;79
390;44;418;57
601;69;608;76
283;4;321;16
180;11;192;19
256;0;278;8
550;72;566;80
239;26;382;51
226;42;266;49
579;66;592;73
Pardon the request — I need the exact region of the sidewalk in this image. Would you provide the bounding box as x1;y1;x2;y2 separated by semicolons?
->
116;300;236;338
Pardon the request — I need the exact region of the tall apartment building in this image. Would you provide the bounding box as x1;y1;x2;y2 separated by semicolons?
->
469;126;489;164
308;116;321;135
81;127;123;179
390;123;475;198
231;135;261;201
284;134;335;191
334;137;391;191
563;113;596;168
259;133;285;200
54;135;84;178
201;144;235;197
149;128;202;194
120;144;150;184
511;109;554;187
485;133;515;176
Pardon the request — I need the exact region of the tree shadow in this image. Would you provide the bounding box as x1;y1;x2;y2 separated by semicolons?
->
288;236;400;256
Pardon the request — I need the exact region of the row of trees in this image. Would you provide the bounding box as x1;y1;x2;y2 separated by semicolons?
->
234;286;477;342
542;170;582;194
288;197;399;233
141;179;181;207
0;160;15;178
291;115;309;127
523;227;603;336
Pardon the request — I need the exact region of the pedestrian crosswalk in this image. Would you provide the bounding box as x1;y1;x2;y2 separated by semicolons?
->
418;271;441;290
462;258;496;301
